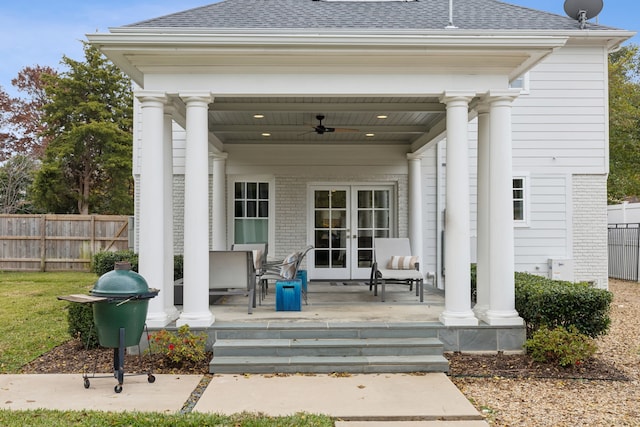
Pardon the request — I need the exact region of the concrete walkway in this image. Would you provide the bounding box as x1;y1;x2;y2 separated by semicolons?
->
0;372;488;426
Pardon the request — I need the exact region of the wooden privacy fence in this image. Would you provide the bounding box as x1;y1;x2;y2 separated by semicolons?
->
0;214;131;272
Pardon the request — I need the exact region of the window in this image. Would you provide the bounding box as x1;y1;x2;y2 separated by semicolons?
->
509;72;530;95
234;181;269;244
513;177;526;222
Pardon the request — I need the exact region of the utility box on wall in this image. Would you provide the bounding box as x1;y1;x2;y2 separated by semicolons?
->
548;259;574;282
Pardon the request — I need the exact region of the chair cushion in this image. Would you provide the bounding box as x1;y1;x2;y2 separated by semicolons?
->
280;252;299;279
387;255;419;270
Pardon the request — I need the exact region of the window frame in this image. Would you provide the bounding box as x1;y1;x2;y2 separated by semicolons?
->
228;176;275;247
513;174;530;227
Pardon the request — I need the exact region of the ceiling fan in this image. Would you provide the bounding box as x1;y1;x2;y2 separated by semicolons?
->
311;115;358;135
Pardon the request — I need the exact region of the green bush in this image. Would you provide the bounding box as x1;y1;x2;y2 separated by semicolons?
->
92;250;138;276
148;325;207;366
515;272;612;338
67;303;99;349
524;325;597;367
470;263;477;303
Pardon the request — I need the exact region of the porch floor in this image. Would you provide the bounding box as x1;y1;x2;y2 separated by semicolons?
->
208;281;445;323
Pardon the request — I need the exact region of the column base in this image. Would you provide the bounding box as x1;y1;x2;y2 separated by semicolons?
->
439;310;479;326
176;311;215;328
478;310;524;326
145;307;181;328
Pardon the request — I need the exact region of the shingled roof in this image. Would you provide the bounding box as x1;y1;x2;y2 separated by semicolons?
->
123;0;618;32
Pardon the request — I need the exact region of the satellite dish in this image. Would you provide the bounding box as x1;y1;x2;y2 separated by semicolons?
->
564;0;603;29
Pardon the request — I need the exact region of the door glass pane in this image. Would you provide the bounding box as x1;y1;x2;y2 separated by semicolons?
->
315;191;329;208
315;230;330;248
375;229;389;238
358;191;372;208
315;210;330;228
358;250;373;268
315;250;330;268
333;210;347;228
358;210;372;228
374;210;389;229
332;250;347;268
332;230;347;249
374;190;389;208
332;190;346;208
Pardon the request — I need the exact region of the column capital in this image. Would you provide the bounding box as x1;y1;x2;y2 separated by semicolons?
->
134;91;167;104
212;153;229;160
439;91;476;106
481;89;520;105
406;153;424;161
180;92;213;105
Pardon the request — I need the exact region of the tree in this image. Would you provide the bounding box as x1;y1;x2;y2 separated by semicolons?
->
0;155;38;213
0;66;56;161
608;45;640;203
32;42;134;215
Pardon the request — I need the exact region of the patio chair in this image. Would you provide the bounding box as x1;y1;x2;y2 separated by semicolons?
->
260;245;314;305
231;243;268;274
372;238;424;302
209;250;256;314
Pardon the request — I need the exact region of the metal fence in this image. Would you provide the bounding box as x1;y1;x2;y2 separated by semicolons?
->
608;223;640;281
0;214;131;272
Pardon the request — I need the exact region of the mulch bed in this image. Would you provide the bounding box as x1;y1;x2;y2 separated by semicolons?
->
20;338;631;382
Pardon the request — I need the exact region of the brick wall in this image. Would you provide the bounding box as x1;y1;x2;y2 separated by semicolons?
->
572;174;608;288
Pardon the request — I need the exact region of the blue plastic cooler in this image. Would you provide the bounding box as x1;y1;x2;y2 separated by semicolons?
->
275;279;302;311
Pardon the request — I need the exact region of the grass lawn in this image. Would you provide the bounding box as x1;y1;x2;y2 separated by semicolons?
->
0;271;334;426
0;271;97;373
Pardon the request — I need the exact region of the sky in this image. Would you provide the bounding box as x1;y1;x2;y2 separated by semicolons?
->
0;0;638;97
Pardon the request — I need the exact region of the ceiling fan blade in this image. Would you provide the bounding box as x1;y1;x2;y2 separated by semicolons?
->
334;127;359;133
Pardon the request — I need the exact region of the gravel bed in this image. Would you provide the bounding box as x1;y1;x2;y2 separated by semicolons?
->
451;279;640;426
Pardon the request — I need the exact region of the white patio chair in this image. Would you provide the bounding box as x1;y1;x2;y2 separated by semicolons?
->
372;238;424;302
209;250;256;314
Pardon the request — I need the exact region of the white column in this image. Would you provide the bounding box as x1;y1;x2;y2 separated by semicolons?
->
474;104;490;319
177;93;214;327
211;154;228;251
484;91;523;326
439;93;478;326
136;92;174;327
407;154;424;273
161;106;180;323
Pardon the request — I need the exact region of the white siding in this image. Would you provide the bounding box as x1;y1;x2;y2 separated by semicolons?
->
511;45;609;175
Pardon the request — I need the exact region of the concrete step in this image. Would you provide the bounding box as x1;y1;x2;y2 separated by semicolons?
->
209;354;450;374
213;337;444;357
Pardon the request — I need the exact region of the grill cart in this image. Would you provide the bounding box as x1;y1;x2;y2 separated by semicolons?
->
59;262;159;393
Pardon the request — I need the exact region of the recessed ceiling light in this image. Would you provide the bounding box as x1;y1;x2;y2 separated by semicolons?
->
376;115;388;119
365;133;375;137
253;114;265;119
261;132;271;137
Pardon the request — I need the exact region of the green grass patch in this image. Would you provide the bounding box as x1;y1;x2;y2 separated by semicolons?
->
0;409;334;426
0;271;97;373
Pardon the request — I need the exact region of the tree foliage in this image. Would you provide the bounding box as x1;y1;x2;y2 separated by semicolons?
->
608;45;640;203
0;66;56;161
32;43;134;215
0;155;39;213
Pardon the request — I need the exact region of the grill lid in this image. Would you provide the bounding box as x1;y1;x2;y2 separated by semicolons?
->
90;262;150;298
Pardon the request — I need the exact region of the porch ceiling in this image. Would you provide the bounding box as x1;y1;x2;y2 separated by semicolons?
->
206;96;445;146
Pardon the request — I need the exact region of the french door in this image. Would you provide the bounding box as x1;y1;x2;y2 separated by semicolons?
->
308;185;394;280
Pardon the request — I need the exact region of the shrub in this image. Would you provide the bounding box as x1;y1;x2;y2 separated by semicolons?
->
515;272;612;338
148;325;207;366
470;263;477;303
92;250;138;276
67;303;99;349
524;325;597;367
